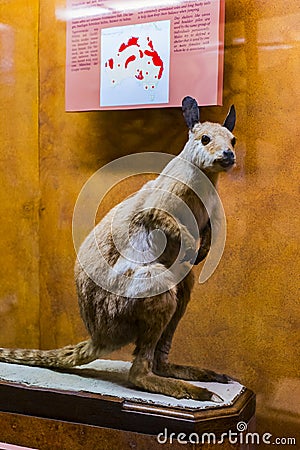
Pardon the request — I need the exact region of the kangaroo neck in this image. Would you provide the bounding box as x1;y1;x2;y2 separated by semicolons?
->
201;170;219;187
158;151;220;194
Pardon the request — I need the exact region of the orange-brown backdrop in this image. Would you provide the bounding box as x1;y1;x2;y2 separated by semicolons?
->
0;0;299;445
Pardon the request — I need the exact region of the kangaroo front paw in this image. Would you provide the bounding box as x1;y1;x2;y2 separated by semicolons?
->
180;247;196;263
179;228;197;263
183;225;195;245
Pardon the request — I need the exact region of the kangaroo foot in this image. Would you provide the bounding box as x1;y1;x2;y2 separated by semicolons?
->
153;362;233;384
129;369;223;402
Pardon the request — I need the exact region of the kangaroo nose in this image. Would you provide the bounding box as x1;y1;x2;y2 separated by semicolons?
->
223;149;235;160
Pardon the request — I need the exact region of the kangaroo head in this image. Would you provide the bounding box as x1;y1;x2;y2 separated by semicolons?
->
182;96;236;173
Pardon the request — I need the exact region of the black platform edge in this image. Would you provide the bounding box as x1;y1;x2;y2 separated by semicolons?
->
0;380;255;436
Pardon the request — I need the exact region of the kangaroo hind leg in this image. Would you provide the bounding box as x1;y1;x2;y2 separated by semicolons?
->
153;278;231;385
129;290;222;402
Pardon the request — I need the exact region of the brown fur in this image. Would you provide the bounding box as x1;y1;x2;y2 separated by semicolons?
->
0;97;236;402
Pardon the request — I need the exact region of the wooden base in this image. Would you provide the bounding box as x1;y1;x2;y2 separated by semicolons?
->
0;377;255;449
0;379;255;435
0;412;256;450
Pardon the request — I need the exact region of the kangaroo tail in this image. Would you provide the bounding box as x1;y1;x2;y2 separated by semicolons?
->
0;339;97;369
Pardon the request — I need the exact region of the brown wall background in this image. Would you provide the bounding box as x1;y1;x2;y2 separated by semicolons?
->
0;0;299;445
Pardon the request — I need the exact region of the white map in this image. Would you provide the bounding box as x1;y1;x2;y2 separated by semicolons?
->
100;20;170;107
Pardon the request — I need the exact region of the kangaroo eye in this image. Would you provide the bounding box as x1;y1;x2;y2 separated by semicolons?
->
231;137;236;147
201;135;211;145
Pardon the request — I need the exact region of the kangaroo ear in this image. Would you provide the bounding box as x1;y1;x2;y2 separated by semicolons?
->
182;96;200;130
223;105;236;132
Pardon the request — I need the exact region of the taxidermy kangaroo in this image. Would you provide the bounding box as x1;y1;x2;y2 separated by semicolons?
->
0;97;236;402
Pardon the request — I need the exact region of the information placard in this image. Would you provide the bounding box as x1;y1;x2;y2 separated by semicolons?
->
64;0;225;110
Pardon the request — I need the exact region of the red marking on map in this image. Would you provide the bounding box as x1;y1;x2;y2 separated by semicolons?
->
108;58;114;69
147;37;154;51
119;37;139;53
105;36;164;92
144;50;163;79
125;55;136;69
135;70;144;80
